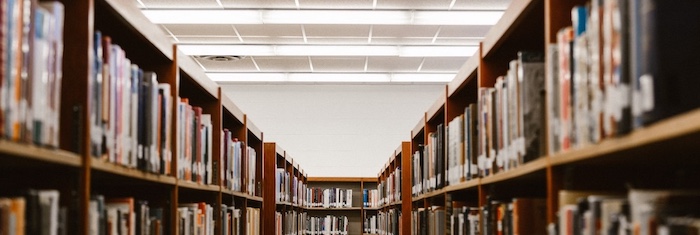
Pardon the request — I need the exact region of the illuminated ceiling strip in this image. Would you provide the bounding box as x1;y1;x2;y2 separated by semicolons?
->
142;9;503;26
179;44;478;57
207;73;455;83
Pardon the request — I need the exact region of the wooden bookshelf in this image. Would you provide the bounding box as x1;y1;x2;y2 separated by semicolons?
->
0;0;268;234
398;0;700;233
0;141;82;168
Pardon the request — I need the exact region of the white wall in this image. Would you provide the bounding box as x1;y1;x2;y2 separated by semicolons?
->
222;84;444;177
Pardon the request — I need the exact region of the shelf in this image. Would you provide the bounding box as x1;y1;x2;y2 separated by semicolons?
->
246;116;263;141
481;0;540;58
307;177;366;182
426;94;446;122
91;160;177;185
99;0;172;61
221;94;245;123
0;141;81;168
306;207;362;211
177;49;218;98
248;195;264;203
443;179;480;193
412;188;445;202
550;108;700;167
447;53;480;97
178;180;221;193
223;189;257;201
480;157;548;186
364;207;380;211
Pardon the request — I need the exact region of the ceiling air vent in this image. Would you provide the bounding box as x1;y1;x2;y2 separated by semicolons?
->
194;55;245;61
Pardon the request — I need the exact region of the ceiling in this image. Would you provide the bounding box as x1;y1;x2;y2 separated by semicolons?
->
136;0;510;83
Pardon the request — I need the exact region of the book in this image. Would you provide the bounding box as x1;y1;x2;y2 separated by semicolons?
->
630;0;700;127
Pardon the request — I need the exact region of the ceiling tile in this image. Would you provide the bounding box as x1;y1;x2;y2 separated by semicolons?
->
234;24;304;37
253;56;311;72
305;37;370;44
176;36;242;44
452;0;511;10
298;0;373;9
438;25;492;37
419;57;468;72
372;25;440;38
197;56;259;72
371;37;433;45
304;25;371;37
433;38;481;45
139;0;220;9
164;24;236;36
366;57;423;72
310;57;366;72
219;0;297;9
376;0;452;10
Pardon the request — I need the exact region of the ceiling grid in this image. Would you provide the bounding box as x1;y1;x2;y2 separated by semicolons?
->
138;0;511;83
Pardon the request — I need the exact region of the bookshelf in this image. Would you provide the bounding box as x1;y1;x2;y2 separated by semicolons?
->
372;142;412;235
1;0;266;234
263;142;308;235
304;177;377;235
399;0;700;234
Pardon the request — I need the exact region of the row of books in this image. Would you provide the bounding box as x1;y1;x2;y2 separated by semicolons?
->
1;0;64;148
91;31;174;175
306;188;353;208
378;167;401;206
480;198;547;235
89;195;166;235
411;124;446;196
222;133;258;195
448;206;479;235
363;189;380;208
365;209;401;235
1;189;68;235
275;168;305;206
178;203;214;235
177;100;213;185
548;0;700;155
305;215;349;235
557;189;700;235
411;206;446;235
221;205;242;235
274;210;306;235
477;51;546;177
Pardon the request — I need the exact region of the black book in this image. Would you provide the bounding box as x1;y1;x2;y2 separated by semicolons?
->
436;123;445;189
630;0;700;127
518;51;546;163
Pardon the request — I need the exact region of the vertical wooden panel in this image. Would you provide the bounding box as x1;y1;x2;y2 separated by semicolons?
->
60;0;94;234
401;142;412;235
263;143;277;234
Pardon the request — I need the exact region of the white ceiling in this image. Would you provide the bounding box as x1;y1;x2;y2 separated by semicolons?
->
136;0;510;83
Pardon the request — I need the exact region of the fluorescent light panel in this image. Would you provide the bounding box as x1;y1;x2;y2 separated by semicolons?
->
180;45;477;57
208;73;454;83
142;9;502;25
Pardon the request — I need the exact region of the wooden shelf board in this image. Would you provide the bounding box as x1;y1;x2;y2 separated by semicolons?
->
412;188;445;202
178;180;221;193
550;108;700;167
411;120;425;140
364;207;380;211
177;50;218;99
91;160;177;185
481;0;538;58
246;116;263;141
101;0;173;61
0;141;82;167
248;195;264;203
221;94;245;123
480;157;548;185
443;178;480;193
447;53;480;97
307;177;365;182
426;94;446;122
305;207;362;211
224;189;255;200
